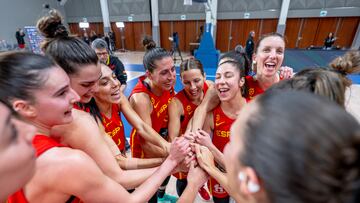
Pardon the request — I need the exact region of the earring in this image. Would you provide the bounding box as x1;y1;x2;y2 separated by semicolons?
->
248;181;260;193
252;61;257;73
238;172;246;182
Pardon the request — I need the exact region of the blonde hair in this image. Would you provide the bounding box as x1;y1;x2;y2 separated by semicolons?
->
329;51;360;87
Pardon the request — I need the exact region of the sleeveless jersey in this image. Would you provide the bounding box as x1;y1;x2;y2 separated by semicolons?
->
208;105;235;198
246;75;284;101
130;76;174;158
245;75;264;101
8;135;64;203
173;82;209;179
101;104;126;153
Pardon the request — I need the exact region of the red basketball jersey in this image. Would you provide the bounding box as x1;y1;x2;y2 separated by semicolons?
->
208;105;235;198
173;82;208;179
130;76;174;158
101;104;126;152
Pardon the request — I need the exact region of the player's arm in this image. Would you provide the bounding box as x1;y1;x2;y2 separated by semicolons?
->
122;93;169;154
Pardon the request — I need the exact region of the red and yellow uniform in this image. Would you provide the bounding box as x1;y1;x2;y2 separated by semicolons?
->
8;135;81;203
208;105;235;198
245;75;264;101
74;103;126;152
101;104;126;153
173;82;209;179
130;76;175;158
246;75;284;101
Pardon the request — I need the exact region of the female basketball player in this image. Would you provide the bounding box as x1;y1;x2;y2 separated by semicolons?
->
0;101;36;202
1;52;189;202
129;41;177;202
37;10;173;190
168;58;212;200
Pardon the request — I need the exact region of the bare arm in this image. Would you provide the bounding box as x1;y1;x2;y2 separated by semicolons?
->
29;148;132;203
168;98;183;142
196;148;243;202
193;144;240;199
190;86;219;131
51;109;158;189
98;116;163;184
202;113;226;169
31;136;190;203
177;162;209;203
195;129;226;169
121;93;169;155
129;93;153;125
32;147;182;203
129;93;169;157
51;110;124;181
116;154;164;170
142;141;168;158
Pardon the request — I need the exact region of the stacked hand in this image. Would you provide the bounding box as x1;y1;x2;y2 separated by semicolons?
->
193;129;214;149
168;137;191;164
173;130;215;173
186;161;209;189
279;66;294;80
193;143;215;171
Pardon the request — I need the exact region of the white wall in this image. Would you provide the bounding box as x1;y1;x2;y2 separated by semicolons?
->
0;0;66;45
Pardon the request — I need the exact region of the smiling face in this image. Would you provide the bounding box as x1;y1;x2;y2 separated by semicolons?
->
215;62;243;102
94;64;122;104
69;63;102;103
0;103;36;201
31;66;80;127
254;36;285;78
148;56;176;91
181;69;205;101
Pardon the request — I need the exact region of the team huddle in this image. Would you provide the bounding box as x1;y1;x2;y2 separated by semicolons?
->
1;9;360;203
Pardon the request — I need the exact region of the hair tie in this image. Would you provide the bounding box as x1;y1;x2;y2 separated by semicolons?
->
54;23;68;38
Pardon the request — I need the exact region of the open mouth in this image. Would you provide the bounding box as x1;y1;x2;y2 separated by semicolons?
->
111;89;121;100
189;89;199;97
111;89;120;97
164;82;173;88
265;62;276;70
64;110;72;116
218;88;230;95
83;93;92;99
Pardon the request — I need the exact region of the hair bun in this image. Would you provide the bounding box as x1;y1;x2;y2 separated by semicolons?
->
329;51;360;87
331;56;352;75
145;43;156;51
53;24;68;38
37;9;68;39
142;36;156;51
234;45;245;54
330;51;360;76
